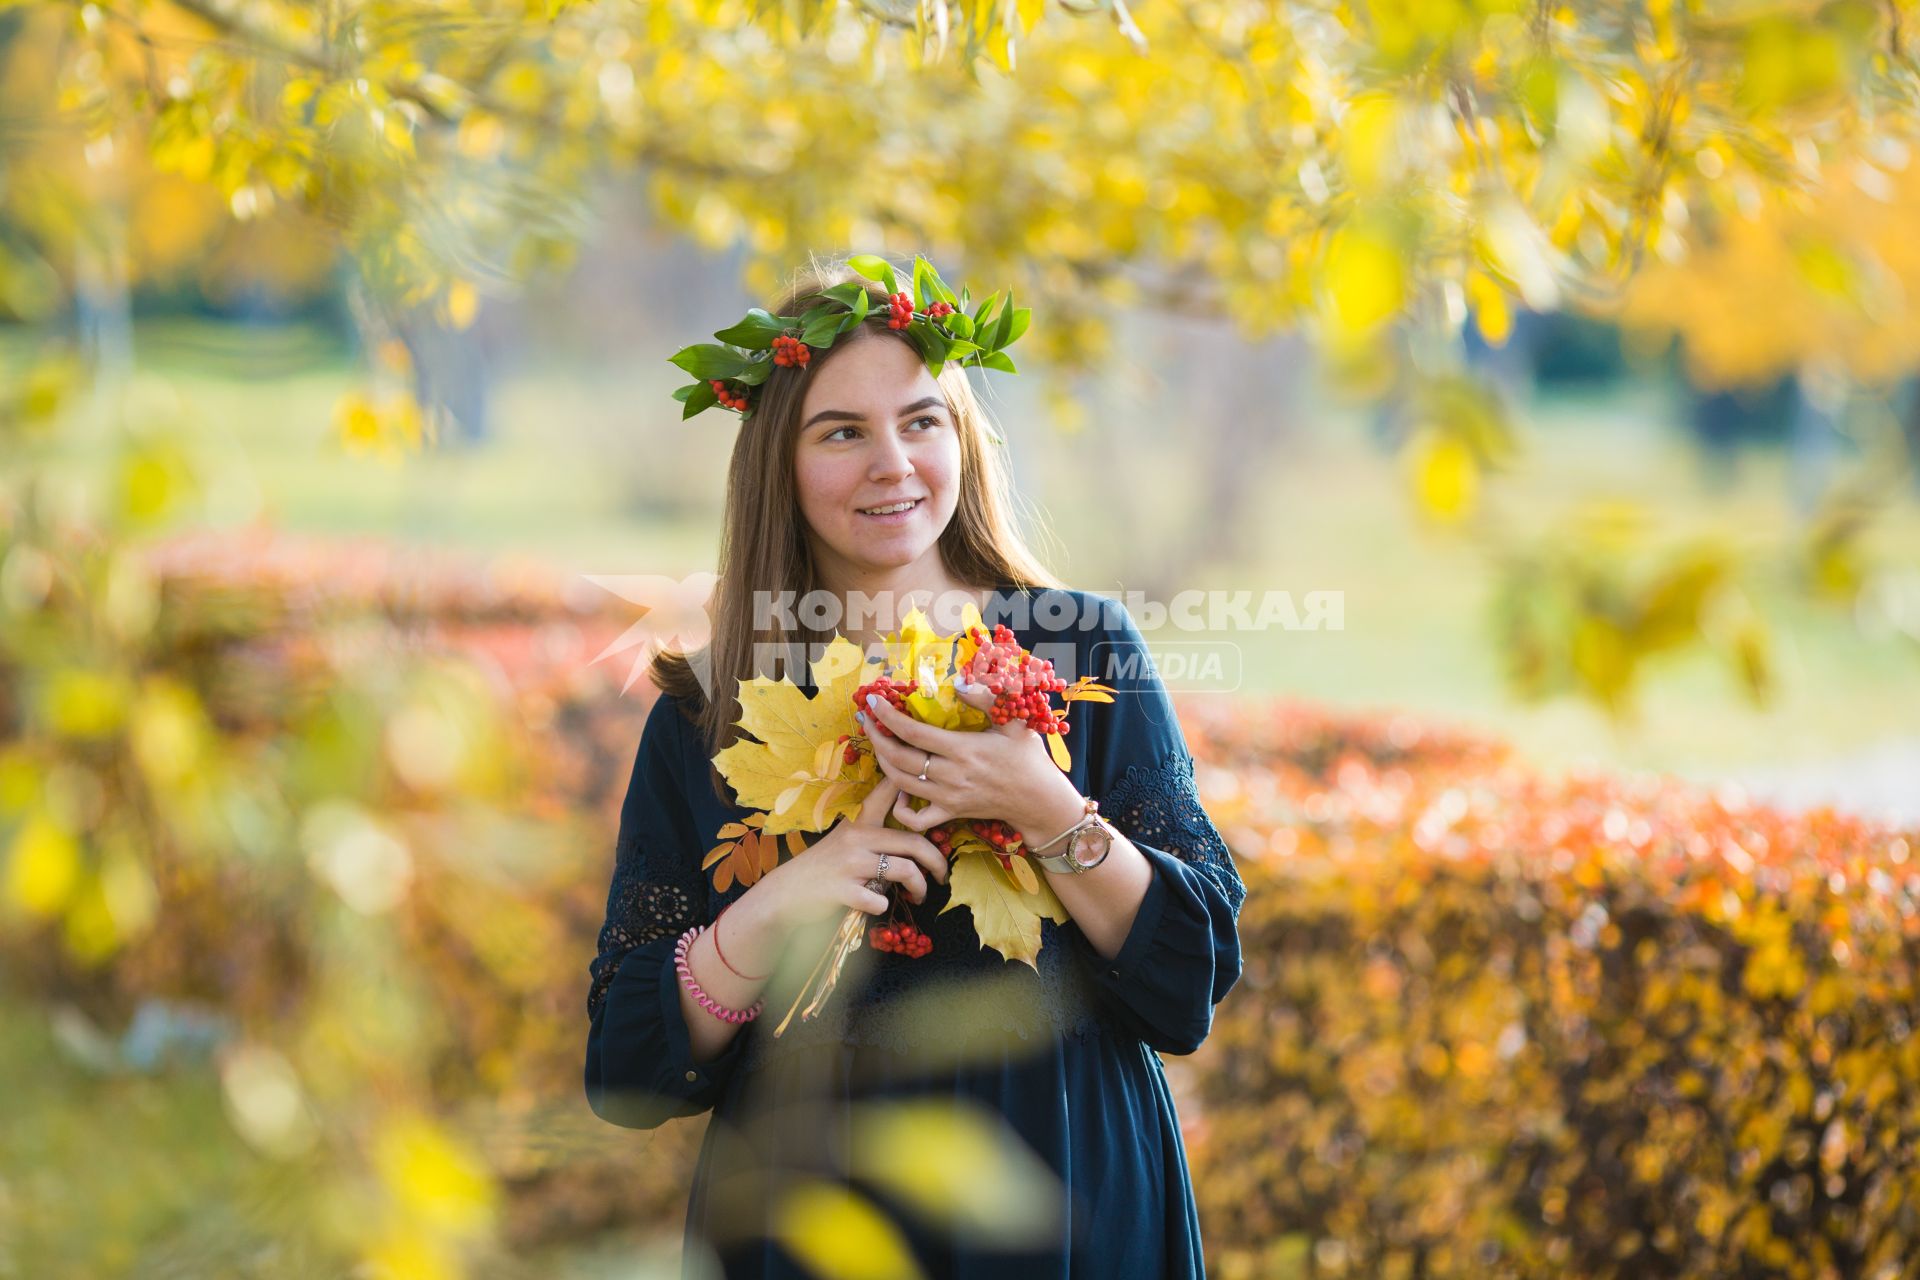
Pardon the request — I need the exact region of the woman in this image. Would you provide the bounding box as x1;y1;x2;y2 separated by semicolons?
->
584;256;1246;1278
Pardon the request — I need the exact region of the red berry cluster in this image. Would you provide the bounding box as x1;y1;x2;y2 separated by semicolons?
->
887;291;915;330
772;334;811;367
963;624;1071;735
870;920;931;957
927;301;955;320
927;817;1027;861
709;379;749;411
971;817;1025;855
852;676;919;738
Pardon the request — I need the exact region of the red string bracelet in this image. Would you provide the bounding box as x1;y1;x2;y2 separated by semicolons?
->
710;901;770;982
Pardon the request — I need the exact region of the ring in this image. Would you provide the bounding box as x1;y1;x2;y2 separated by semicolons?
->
917;752;932;782
865;852;891;894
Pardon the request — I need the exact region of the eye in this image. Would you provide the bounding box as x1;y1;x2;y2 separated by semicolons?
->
822;415;942;442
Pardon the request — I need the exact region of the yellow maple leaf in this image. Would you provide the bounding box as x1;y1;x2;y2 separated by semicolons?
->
872;602;990;731
714;636;877;834
938;847;1068;969
876;605;947;692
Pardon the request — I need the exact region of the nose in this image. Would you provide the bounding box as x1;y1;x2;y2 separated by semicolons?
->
867;427;914;482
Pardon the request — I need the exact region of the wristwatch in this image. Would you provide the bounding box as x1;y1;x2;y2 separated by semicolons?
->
1029;798;1117;875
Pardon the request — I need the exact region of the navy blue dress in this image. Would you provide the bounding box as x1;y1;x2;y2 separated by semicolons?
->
584;586;1246;1278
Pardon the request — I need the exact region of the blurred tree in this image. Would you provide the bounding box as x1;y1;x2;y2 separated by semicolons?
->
5;0;1920;710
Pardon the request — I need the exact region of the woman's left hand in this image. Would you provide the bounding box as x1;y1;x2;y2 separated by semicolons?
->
857;680;1081;840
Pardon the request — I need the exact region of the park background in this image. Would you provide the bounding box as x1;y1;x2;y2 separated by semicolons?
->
3;0;1920;1276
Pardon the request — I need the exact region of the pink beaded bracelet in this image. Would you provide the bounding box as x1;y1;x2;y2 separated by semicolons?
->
674;924;764;1025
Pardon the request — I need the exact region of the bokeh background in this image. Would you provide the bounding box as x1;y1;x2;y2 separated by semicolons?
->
4;0;1920;1276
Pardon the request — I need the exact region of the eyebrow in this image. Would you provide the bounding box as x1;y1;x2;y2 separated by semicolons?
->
803;396;948;433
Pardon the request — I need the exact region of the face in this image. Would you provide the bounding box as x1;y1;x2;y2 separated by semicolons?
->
792;329;962;590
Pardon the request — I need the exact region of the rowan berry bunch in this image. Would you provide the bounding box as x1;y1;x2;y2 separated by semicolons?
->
886;291;915;330
868;883;933;958
851;676;920;740
971;817;1025;855
870;919;932;957
927;817;1021;856
963;624;1072;736
771;333;811;367
708;379;749;412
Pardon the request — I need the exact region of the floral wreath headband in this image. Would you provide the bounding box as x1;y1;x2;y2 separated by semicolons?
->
668;254;1033;423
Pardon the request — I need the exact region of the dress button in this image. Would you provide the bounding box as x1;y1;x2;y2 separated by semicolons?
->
684;1070;699;1083
1109;968;1121;978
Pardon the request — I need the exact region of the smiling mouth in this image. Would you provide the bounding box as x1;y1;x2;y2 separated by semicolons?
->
857;499;923;516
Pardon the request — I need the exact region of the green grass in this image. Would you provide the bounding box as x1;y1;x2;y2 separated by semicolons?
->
35;317;1920;782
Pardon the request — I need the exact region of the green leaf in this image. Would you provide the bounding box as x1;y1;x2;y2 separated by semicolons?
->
990;290;1015;349
836;311;862;336
680;381;720;418
713;308;786;348
944;338;981;359
912;256;931;311
973;290;1002;333
736;357;773;386
850;288;871;322
847;255;898;295
925;262;958;307
1004;306;1031;346
920;323;952;378
802;312;842;346
980;351;1017;373
818;282;868;308
945;313;975;340
670;343;752;380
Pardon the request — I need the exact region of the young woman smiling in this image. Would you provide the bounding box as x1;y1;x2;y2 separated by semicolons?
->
585;256;1246;1279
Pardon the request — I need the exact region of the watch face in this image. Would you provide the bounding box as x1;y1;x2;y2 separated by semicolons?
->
1073;824;1114;866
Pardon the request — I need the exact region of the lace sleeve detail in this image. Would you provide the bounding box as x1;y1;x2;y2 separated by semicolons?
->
1104;749;1246;920
585;695;706;1023
586;836;699;1022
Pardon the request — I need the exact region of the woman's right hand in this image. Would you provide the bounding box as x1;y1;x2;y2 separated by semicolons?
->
755;776;950;933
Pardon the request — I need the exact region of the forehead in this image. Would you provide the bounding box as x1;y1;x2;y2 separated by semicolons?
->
799;331;944;416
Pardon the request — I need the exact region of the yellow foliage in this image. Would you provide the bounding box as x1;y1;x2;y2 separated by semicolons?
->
1408;429;1478;524
713;635;877;834
939;844;1069;969
847;1099;1064;1242
5;811;81;918
42;668;127;739
335;391;433;462
772;1180;928;1280
373;1112;498;1236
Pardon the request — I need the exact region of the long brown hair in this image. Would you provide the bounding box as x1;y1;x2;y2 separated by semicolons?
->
649;253;1063;804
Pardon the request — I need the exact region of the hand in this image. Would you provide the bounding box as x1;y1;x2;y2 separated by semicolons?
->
857;680;1084;841
752;775;950;933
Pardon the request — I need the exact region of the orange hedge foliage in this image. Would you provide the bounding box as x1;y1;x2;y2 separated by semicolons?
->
8;531;1915;1275
1186;699;1920;1280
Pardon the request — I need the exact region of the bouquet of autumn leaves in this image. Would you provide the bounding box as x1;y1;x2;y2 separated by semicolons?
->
705;602;1112;1035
